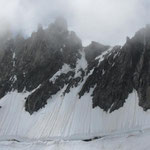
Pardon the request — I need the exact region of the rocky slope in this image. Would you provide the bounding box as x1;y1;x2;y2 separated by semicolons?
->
0;18;150;116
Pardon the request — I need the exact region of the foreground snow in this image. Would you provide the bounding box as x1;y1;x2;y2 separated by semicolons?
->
1;88;150;140
0;131;150;150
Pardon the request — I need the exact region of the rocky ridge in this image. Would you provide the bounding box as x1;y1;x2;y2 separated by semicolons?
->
0;18;150;114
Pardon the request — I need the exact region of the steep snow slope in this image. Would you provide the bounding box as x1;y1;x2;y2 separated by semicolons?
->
1;82;150;140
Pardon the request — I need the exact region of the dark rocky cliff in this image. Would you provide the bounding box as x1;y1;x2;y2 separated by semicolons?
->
0;18;150;114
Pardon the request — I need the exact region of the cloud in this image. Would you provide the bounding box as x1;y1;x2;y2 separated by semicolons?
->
0;0;149;46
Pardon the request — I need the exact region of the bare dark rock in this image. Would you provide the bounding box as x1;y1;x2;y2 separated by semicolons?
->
84;41;109;63
79;25;150;112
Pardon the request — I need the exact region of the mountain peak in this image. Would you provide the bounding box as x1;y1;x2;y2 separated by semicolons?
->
54;16;68;32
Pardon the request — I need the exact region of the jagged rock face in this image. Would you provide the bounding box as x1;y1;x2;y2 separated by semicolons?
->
80;25;150;112
84;41;110;63
0;40;15;98
0;18;82;114
0;18;150;114
133;26;150;110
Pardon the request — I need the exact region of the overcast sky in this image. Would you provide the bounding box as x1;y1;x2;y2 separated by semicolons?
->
0;0;149;46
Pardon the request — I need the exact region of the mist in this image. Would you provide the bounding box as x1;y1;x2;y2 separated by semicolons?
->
0;0;149;46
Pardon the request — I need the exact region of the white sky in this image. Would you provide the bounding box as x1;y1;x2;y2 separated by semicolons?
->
0;0;149;46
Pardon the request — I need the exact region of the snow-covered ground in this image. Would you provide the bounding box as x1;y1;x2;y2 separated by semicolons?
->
0;130;150;150
1;87;150;141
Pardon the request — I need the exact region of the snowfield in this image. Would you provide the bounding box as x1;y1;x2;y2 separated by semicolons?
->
0;130;150;150
1;88;150;149
1;88;150;141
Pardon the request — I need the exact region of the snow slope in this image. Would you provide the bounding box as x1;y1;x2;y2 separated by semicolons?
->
1;85;150;141
0;130;150;150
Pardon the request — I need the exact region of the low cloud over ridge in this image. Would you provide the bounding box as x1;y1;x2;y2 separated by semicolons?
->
0;0;149;46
